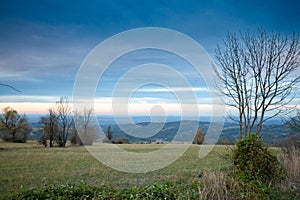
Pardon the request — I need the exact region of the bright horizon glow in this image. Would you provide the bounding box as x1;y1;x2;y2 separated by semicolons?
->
0;99;219;115
1;99;299;116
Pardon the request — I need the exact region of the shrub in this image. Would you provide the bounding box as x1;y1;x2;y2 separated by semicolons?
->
71;131;94;146
16;179;298;200
112;138;129;144
70;132;78;145
38;134;48;147
121;183;176;199
17;182;177;200
18;182;105;199
193;128;204;144
232;134;284;184
216;138;234;145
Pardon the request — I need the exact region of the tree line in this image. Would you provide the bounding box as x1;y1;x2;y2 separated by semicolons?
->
39;96;99;147
0;96;99;147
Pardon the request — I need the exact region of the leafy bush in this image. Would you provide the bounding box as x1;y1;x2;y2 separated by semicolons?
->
17;182;178;200
121;183;176;199
193;128;204;144
70;132;79;145
38;133;48;147
0;107;31;143
18;182;107;199
16;177;298;200
232;134;284;184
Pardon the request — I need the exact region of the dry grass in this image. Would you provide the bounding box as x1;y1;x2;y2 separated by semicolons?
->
280;149;300;179
198;170;230;200
279;148;300;195
197;170;259;200
197;147;300;200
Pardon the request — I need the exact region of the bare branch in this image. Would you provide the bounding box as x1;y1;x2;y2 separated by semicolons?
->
215;29;300;137
0;83;21;92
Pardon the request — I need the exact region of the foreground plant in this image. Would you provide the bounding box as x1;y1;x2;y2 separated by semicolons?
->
232;134;284;184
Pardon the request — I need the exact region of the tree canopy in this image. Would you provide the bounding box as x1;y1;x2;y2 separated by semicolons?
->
0;107;31;143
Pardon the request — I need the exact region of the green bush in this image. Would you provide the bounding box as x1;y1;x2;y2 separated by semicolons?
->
17;182;111;199
17;182;178;200
121;183;176;199
16;178;297;200
232;134;284;184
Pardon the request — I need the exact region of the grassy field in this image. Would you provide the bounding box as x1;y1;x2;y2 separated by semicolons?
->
0;141;231;199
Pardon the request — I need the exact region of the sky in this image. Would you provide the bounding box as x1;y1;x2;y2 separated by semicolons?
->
0;0;299;116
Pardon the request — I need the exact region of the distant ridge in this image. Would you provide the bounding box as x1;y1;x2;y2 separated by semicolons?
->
26;115;293;144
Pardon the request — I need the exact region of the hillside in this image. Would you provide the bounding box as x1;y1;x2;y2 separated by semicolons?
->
26;115;295;145
102;120;293;144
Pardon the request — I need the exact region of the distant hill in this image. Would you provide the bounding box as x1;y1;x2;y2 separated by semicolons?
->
100;121;294;145
25;115;295;145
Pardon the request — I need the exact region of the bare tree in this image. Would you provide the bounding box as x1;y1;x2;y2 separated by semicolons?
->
285;110;300;133
39;108;59;147
56;96;73;147
81;108;93;139
215;30;300;138
74;107;96;145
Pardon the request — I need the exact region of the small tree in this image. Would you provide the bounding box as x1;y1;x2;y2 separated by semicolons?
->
70;129;81;145
39;109;59;147
102;125;113;143
56;96;73;147
74;108;96;145
107;125;113;141
193;128;204;144
0;107;31;143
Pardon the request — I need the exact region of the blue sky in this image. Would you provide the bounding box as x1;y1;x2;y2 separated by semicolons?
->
0;0;299;114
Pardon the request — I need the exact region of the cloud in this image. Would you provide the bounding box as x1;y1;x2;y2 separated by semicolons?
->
138;87;209;92
1;0;299;117
0;95;60;103
0;70;41;82
0;21;99;84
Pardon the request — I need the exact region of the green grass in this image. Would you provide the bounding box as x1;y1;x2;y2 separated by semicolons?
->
0;141;231;199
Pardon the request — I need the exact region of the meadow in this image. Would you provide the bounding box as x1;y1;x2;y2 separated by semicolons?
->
0;141;231;199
